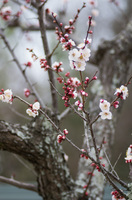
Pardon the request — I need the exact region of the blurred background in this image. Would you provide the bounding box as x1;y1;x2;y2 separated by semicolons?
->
0;0;132;195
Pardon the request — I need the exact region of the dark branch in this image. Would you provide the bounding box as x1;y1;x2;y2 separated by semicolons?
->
0;176;37;192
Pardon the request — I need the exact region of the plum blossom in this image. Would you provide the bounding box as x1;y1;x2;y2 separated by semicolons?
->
52;62;64;72
26;102;40;118
73;61;86;71
24;88;30;98
73;90;78;99
62;39;75;51
99;110;112;120
26;108;37;118
69;46;91;71
71;77;81;87
79;47;91;62
0;6;12;20
75;100;83;111
68;49;80;61
32;102;40;110
99;99;110;111
99;99;112;120
0;89;13;104
114;85;128;100
111;190;126;200
125;144;132;163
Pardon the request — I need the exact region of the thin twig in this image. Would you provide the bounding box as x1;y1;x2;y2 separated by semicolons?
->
0;176;37;192
13;154;37;176
0;29;44;108
37;2;58;117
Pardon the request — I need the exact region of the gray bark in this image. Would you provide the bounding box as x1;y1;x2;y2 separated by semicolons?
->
0;115;75;200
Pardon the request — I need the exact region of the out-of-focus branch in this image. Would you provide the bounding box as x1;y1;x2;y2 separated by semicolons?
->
36;0;58;118
0;176;37;192
7;21;57;31
0;29;44;108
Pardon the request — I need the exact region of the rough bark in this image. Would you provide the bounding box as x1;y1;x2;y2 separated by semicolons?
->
0;115;75;200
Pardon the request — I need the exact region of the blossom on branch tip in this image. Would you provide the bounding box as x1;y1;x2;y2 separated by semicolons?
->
73;60;86;71
62;39;75;51
69;46;91;71
111;190;126;200
24;88;30;98
0;89;13;104
63;129;68;135
75;100;83;111
114;85;128;100
52;61;64;72
99;99;112;120
99;110;112;120
99;99;110;111
26;102;40;118
0;6;12;20
32;102;40;110
125;144;132;163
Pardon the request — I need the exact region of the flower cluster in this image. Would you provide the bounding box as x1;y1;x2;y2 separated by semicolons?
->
111;190;126;200
40;58;50;71
99;99;112;120
80;149;88;159
69;45;91;71
125;144;132;163
52;62;64;73
75;100;83;111
0;6;12;20
26;102;40;118
114;85;128;100
57;129;69;143
62;76;81;107
0;89;13;104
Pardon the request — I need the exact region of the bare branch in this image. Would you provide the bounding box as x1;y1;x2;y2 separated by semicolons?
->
0;176;37;192
0;29;44;108
37;1;58;117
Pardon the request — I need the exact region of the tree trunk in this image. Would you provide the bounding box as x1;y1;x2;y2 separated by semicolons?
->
0;115;75;200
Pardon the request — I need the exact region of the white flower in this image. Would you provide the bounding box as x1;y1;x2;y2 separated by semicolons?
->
78;103;83;111
68;49;80;61
73;91;78;99
74;61;86;71
69;61;75;70
1;6;12;14
0;95;3;101
71;77;81;87
125;145;132;163
1;89;13;104
79;47;91;62
91;9;99;17
52;62;59;70
69;39;75;46
26;101;40;117
112;196;125;200
120;85;128;99
26;108;37;118
32;102;40;110
99;99;110;111
114;85;128;100
64;154;69;161
77;43;85;49
99;111;112;120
